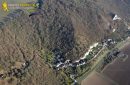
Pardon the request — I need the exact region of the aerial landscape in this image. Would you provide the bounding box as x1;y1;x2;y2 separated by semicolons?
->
0;0;130;85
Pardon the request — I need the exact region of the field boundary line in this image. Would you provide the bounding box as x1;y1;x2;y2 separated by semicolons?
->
96;72;119;85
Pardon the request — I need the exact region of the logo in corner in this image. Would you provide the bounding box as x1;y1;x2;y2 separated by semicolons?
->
2;0;9;11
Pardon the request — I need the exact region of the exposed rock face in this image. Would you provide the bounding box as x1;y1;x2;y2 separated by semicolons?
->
0;0;130;85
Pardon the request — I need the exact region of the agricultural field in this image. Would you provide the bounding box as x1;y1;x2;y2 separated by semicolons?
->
81;71;116;85
80;38;130;85
102;44;130;85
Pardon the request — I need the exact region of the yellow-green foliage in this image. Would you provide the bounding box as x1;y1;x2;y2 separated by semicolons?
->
27;8;37;13
0;65;3;71
44;4;49;10
41;49;54;64
74;0;80;3
61;71;73;85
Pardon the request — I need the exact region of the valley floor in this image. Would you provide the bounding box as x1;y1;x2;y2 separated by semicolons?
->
78;37;130;85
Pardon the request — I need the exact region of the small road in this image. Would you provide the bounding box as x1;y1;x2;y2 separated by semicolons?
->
77;37;130;84
77;47;109;84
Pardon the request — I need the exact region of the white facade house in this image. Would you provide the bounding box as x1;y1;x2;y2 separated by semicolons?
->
80;43;99;60
112;29;116;32
128;26;130;30
113;14;121;21
56;62;63;68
